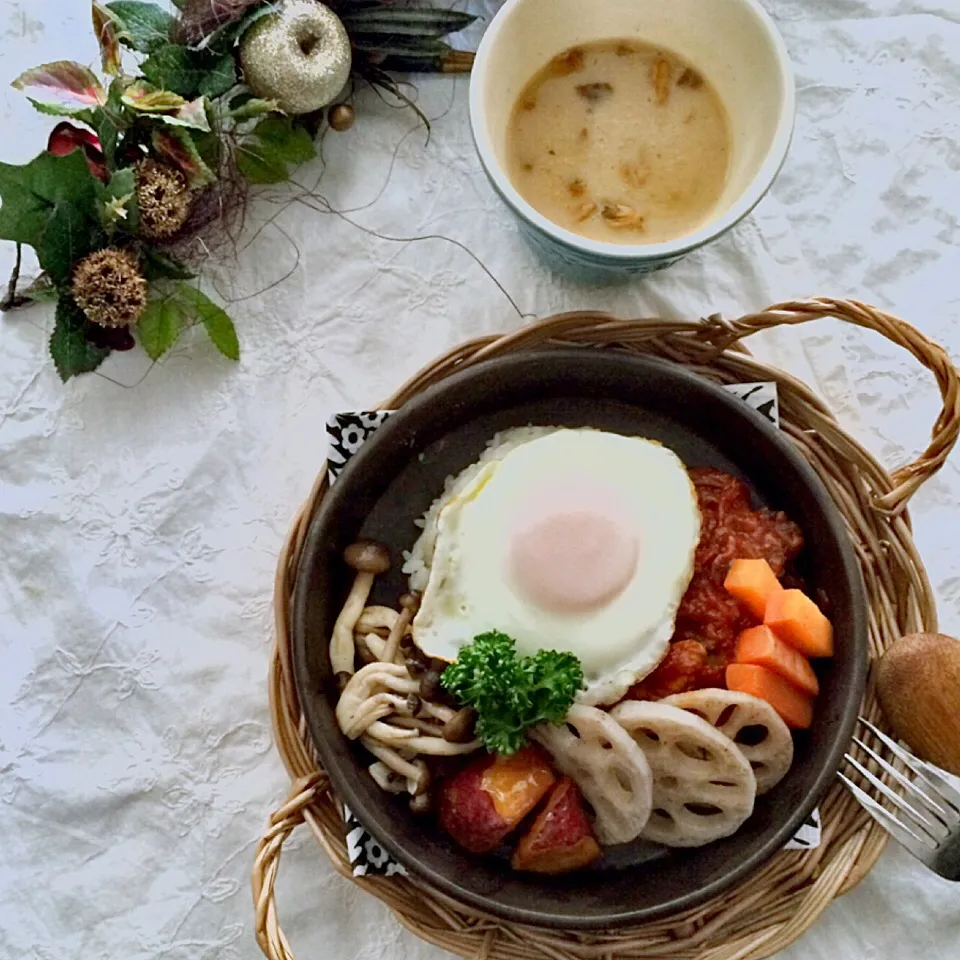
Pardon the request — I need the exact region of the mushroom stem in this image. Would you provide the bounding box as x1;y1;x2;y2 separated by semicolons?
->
361;737;428;794
381;608;414;665
330;571;374;675
356;605;402;636
368;761;407;794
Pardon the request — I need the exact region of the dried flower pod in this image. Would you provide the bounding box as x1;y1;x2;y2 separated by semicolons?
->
136;160;192;241
71;248;147;328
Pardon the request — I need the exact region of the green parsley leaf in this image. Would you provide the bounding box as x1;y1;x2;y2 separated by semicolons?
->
441;631;584;756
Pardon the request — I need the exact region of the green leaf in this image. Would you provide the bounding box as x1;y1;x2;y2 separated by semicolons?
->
92;2;124;75
121;80;188;112
137;296;185;359
12;61;107;116
197;52;237;99
204;4;278;52
93;79;127;166
191;130;222;173
141;248;195;280
161;97;212;132
24;274;58;303
341;9;477;38
0;150;100;249
253;116;316;164
105;1;173;53
38;202;102;284
229;96;280;121
235;115;315;183
140;43;232;100
351;36;450;59
175;284;239;360
50;295;110;381
151;127;216;187
235;145;288;184
98;166;139;233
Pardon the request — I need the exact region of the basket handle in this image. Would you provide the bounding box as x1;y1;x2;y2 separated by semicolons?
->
252;773;327;960
704;297;960;513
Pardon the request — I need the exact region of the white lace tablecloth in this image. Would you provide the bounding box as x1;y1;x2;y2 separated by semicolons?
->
1;2;958;959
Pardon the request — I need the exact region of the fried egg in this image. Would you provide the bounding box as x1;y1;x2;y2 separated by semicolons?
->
407;428;700;705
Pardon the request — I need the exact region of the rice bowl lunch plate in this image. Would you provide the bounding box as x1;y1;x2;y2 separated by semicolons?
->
289;346;869;928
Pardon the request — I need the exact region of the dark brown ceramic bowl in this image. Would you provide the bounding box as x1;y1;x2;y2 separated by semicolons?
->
292;349;867;929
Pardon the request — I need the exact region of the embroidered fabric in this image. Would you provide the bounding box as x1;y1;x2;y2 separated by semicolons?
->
1;2;959;959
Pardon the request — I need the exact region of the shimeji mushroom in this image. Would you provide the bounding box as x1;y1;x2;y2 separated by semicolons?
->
338;662;481;767
368;761;408;794
330;541;391;677
355;605;403;636
336;662;419;739
362;736;429;796
380;591;421;664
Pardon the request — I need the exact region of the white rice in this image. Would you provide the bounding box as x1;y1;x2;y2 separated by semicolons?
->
402;426;561;590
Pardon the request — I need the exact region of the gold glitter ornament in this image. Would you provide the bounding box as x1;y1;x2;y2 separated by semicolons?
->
71;248;148;328
135;160;192;241
239;1;352;115
328;102;355;131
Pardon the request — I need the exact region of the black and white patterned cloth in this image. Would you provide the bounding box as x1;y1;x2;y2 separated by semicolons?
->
326;381;820;877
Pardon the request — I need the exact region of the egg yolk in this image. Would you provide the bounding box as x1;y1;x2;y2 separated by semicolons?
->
508;481;639;613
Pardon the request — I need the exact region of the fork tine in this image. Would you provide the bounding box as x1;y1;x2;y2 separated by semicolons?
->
838;771;936;865
852;735;955;831
859;719;960;823
915;759;960;816
844;752;944;841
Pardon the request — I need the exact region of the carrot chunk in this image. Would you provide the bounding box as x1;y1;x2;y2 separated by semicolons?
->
726;663;814;729
724;558;784;620
736;624;820;697
764;588;834;658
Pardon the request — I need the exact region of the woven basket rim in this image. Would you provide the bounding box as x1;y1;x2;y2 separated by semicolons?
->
253;299;960;960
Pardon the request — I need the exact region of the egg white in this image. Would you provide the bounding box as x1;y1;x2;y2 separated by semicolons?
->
410;428;700;705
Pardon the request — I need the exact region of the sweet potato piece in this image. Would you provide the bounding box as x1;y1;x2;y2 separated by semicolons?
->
511;778;601;874
480;746;556;825
736;625;820;697
438;755;509;853
726;663;814;730
764;588;834;657
438;748;555;854
724;558;783;620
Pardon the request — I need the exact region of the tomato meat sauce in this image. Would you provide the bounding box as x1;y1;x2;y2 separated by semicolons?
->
628;468;803;700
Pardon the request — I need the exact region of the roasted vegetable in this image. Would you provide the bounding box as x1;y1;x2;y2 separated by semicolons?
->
440;631;584;755
511;777;601;874
438;747;555;853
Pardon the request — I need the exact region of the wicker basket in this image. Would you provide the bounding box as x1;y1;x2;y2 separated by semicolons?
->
253;299;960;960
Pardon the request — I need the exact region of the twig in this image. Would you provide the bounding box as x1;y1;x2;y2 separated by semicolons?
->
0;244;29;312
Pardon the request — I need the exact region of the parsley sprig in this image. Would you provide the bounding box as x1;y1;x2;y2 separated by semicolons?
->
441;631;584;755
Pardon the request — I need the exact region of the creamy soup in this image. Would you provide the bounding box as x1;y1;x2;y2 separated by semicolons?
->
505;40;731;245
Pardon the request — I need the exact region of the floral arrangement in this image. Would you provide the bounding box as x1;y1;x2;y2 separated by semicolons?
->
0;0;475;381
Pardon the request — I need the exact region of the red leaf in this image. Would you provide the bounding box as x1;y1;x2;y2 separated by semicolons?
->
47;121;108;183
12;60;107;115
92;2;123;76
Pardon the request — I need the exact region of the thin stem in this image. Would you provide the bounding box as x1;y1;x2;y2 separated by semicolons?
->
0;243;27;312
